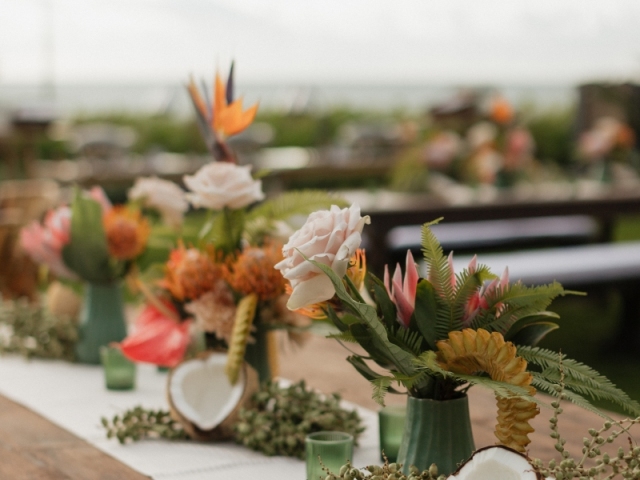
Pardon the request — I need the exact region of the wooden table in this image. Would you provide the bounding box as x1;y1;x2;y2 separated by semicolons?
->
0;394;147;480
0;336;631;478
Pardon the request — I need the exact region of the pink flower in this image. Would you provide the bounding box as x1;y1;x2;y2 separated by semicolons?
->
88;186;113;213
19;206;77;279
120;303;192;368
384;250;419;328
463;266;509;325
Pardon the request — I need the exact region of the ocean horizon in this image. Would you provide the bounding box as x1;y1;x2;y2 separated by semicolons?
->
0;82;577;117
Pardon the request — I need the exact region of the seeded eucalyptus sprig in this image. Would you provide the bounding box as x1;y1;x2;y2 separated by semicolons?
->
325;458;446;480
234;380;365;458
101;406;188;444
532;357;640;480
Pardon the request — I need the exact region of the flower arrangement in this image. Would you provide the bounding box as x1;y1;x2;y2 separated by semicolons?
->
120;64;344;380
277;211;640;459
576;117;639;183
391;95;538;192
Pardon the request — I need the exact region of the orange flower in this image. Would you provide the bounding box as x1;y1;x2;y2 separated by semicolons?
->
616;124;635;149
103;206;150;260
225;243;286;301
489;96;513;125
161;242;222;302
290;249;367;320
187;65;258;140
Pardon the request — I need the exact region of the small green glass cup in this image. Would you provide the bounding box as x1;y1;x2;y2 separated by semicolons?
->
100;345;136;390
305;431;354;480
378;404;406;462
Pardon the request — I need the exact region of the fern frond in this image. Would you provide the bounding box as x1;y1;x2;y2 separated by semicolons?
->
245;190;346;242
327;331;359;343
420;220;455;303
371;376;394;406
530;375;612;420
388;326;424;355
472;282;567;334
518;345;640;416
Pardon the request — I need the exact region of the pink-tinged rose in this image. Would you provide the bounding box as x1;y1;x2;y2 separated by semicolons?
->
88;186;113;213
128;176;188;228
19;206;77;279
183;162;264;210
275;204;370;310
384;250;419;328
120;302;191;368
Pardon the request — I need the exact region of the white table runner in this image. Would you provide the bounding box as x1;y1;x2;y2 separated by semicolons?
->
0;357;380;479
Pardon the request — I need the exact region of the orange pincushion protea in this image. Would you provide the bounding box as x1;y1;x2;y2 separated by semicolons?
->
290;249;367;320
161;243;222;302
103;206;150;260
225;243;286;301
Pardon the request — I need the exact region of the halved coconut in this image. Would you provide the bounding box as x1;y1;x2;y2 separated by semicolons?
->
447;446;543;480
167;351;258;441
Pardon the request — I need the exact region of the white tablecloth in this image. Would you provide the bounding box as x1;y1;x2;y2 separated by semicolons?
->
0;357;380;479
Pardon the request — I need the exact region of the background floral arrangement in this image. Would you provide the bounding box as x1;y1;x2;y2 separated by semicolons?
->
20;186;151;284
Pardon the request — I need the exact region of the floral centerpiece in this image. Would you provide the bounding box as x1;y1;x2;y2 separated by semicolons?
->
276;209;640;474
20;186;153;363
577;116;639;183
120;64;344;387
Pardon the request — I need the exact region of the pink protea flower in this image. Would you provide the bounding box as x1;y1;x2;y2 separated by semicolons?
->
384;250;419;328
19;205;77;279
120;302;191;368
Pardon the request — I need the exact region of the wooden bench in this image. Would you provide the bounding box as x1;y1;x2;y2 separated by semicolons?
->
385;215;600;266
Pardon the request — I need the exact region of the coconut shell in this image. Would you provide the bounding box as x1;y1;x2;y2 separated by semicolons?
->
447;445;544;480
167;351;259;441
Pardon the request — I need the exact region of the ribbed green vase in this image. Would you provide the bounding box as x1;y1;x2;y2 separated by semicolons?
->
396;395;475;476
75;283;128;364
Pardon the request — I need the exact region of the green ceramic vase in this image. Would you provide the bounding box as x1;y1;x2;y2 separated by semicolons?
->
396;395;475;476
75;282;128;364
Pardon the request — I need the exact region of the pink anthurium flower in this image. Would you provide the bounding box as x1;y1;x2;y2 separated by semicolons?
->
120;302;191;368
384;250;419;328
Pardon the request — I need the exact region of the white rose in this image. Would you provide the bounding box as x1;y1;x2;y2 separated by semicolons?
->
128;176;188;227
183;163;264;210
275;204;370;310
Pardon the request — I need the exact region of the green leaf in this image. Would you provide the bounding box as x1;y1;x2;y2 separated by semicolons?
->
61;191;116;283
414;351;541;402
472;282;568;335
347;356;403;395
412;279;438;349
308;258;419;377
506;320;559;347
518;345;640;416
201;208;245;254
368;274;397;332
244;190;347;243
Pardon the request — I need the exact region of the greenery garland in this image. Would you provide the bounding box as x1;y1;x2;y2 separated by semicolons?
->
101;380;365;459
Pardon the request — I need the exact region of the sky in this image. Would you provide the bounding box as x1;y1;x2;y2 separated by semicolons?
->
2;0;640;86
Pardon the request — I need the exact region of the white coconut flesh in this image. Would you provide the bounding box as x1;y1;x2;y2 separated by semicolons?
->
169;354;245;431
448;446;539;480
